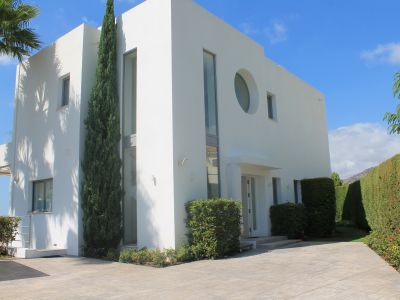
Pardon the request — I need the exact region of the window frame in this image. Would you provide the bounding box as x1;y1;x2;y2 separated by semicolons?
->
267;92;277;121
294;180;302;204
272;177;281;205
61;74;70;107
203;49;221;198
32;178;53;213
234;73;251;113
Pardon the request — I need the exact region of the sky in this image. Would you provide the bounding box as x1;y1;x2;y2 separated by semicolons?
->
1;0;400;214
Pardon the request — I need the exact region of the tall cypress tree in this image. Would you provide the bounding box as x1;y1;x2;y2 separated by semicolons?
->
81;0;122;256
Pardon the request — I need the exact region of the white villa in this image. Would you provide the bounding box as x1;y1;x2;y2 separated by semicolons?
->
0;0;331;257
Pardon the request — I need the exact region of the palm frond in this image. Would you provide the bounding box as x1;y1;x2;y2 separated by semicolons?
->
0;0;41;61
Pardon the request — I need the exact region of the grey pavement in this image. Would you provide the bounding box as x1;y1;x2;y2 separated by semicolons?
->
0;242;399;299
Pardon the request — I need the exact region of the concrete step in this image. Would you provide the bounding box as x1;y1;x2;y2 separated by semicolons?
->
121;244;138;251
257;239;302;250
9;247;67;259
240;236;288;250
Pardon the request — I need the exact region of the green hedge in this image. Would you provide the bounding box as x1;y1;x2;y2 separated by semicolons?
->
185;198;241;259
335;182;369;229
301;178;336;237
334;155;400;270
0;217;21;255
270;203;306;239
361;155;400;233
335;184;348;222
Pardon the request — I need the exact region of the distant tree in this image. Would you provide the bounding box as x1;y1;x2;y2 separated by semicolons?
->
81;0;122;257
384;72;400;134
331;172;343;187
0;0;41;61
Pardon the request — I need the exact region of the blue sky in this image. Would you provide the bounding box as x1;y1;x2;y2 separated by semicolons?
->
1;0;400;214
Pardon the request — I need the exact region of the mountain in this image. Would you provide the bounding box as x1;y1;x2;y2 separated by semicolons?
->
344;167;375;184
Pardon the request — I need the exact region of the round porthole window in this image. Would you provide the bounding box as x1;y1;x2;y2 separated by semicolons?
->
234;73;250;113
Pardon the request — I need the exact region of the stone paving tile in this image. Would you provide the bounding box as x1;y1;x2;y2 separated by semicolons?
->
0;242;399;299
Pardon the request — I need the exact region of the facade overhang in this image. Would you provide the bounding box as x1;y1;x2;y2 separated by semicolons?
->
224;155;280;170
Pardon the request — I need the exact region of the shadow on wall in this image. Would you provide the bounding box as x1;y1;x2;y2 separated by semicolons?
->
12;43;80;252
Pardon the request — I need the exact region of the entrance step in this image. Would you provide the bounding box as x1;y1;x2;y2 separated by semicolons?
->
121;244;138;251
240;236;287;250
9;247;67;259
257;239;302;250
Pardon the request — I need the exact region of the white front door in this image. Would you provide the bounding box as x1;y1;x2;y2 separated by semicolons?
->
242;176;257;237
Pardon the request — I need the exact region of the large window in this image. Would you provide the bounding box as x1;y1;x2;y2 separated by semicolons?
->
203;51;220;198
122;50;138;244
32;179;53;212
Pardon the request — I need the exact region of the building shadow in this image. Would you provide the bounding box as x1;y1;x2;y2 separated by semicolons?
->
0;260;48;282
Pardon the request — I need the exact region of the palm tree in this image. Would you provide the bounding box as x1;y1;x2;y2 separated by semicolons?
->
0;0;41;62
384;72;400;134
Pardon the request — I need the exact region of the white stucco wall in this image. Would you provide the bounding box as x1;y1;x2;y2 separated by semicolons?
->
11;25;100;255
117;0;176;249
171;0;331;242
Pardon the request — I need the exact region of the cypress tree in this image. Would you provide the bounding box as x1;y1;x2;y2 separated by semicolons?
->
81;0;122;256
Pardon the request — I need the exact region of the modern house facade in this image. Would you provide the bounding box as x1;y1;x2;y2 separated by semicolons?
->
2;0;331;256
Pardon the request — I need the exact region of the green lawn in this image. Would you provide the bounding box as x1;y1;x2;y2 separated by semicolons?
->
307;224;369;243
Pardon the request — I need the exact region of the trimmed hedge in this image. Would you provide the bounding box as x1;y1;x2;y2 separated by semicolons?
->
0;217;21;255
335;184;348;223
360;155;400;233
334;155;400;270
270;203;306;239
185;198;241;259
301;178;336;237
335;182;369;229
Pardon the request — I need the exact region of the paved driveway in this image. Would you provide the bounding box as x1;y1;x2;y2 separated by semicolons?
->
1;242;399;299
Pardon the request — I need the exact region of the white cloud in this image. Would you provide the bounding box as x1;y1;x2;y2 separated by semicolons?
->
0;55;16;65
329;123;400;179
264;21;288;44
239;22;259;36
361;43;400;65
82;16;97;27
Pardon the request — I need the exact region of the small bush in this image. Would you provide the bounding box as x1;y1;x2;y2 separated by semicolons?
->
270;203;306;239
186;198;241;259
118;245;195;267
0;217;21;255
367;230;400;271
301;178;336;237
175;244;194;262
105;248;120;261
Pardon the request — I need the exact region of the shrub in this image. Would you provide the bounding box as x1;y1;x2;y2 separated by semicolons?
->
367;230;400;271
270;203;306;239
175;244;194;262
301;178;336;237
118;245;195;267
0;217;21;255
105;248;120;261
185;198;241;259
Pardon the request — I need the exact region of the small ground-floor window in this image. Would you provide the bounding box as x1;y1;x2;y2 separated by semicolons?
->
32;179;53;212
